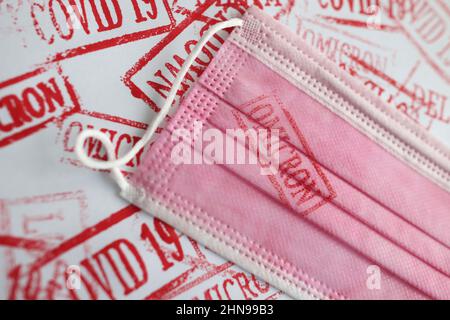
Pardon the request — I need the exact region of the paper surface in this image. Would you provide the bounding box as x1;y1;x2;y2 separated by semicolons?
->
1;0;449;300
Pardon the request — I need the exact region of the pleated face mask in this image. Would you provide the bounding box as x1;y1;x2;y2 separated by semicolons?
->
76;7;450;300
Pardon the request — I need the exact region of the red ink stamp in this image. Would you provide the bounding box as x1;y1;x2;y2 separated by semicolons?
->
308;0;400;31
26;0;174;63
123;0;249;112
344;54;450;130
0;65;81;148
0;191;89;255
234;94;336;215
0;191;89;299
122;0;303;112
295;15;396;75
188;272;271;300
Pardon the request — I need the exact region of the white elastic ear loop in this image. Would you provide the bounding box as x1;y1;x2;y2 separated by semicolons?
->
75;129;129;191
75;18;243;190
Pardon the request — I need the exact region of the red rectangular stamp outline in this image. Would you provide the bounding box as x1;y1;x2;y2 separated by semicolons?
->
0;65;81;148
122;1;299;112
0;235;50;252
0;191;89;245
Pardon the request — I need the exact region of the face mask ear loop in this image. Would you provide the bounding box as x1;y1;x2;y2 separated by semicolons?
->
75;18;244;192
75;129;129;190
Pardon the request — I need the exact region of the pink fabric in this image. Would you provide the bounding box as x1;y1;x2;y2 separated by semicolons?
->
130;8;450;299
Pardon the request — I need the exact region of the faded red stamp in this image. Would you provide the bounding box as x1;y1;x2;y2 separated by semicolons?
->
393;0;450;84
0;191;89;255
233;94;336;215
23;0;175;63
0;191;89;299
343;54;450;130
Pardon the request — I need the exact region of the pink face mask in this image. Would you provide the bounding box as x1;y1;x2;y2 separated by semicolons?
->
75;7;450;300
